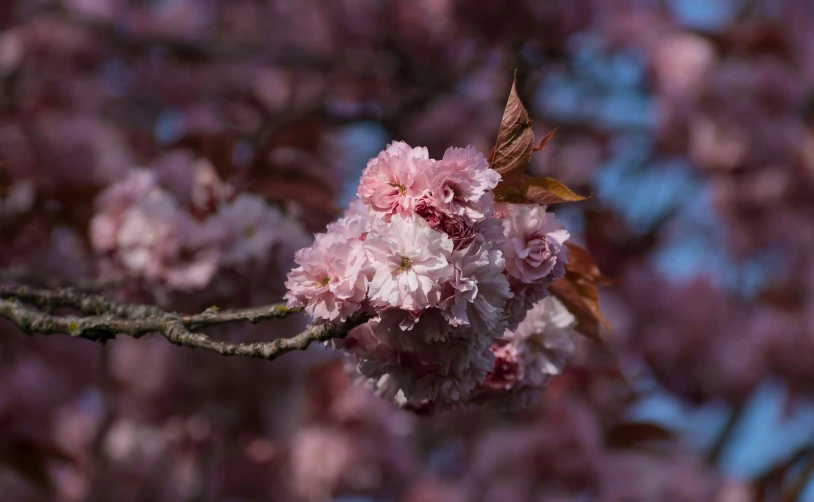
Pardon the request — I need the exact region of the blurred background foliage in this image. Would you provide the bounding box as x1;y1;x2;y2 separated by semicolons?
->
2;0;814;500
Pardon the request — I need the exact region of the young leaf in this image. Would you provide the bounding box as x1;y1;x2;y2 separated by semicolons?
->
489;73;534;185
564;243;613;285
522;177;590;205
493;174;589;206
533;128;558;152
489;75;589;206
550;272;610;345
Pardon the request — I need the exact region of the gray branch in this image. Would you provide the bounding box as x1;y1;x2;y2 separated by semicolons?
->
0;286;367;362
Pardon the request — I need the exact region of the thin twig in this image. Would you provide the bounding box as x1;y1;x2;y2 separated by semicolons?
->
781;448;814;502
0;286;367;363
0;267;119;293
0;286;164;318
707;400;745;465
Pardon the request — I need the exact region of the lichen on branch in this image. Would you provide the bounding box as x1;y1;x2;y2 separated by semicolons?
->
0;285;367;362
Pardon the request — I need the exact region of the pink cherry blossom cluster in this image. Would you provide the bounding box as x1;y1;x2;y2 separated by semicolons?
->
285;141;573;408
90;162;308;295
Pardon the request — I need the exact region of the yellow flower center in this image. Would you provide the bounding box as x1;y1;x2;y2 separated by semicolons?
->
397;256;412;274
389;181;407;195
318;277;330;287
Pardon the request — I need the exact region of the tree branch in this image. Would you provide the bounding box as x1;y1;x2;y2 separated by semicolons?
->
781;446;814;502
0;286;367;362
707;400;745;465
0;285;165;318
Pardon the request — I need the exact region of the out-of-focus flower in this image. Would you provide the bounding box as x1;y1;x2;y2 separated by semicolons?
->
0;179;35;220
199;193;285;269
0;30;23;75
115;189;217;290
483;343;524;390
507;295;576;386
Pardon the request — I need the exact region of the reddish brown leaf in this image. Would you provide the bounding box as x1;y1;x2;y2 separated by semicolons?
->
489;76;587;207
533;127;558;152
605;422;675;449
522;177;590;205
565;243;613;285
492;183;527;204
758;283;806;312
550;273;609;345
489;73;534;185
493;174;590;207
567;272;610;331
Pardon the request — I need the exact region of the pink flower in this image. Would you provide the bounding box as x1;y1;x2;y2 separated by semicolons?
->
198;193;285;269
282;139;582;410
483;343;524;390
326;209;371;241
492;202;510;219
415;196;477;248
90;170;157;253
415;197;482;249
284;235;372;322
412;337;494;402
341;316;495;405
505;296;577;386
377;308;451;352
444;241;512;339
326;197;371;241
429;146;500;222
357;141;431;220
115;189;218;290
440;214;476;246
503;279;550;331
501;204;569;284
415;196;446;229
365;215;453;310
343;197;369;219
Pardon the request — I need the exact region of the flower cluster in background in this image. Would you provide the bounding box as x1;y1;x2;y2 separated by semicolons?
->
285;141;574;408
90;151;309;305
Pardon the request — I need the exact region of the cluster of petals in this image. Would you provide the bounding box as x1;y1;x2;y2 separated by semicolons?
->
284;233;372;322
469;296;578;409
285;141;575;408
504;295;577;387
501;203;570;285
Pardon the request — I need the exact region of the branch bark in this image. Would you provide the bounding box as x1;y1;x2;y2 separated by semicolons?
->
0;286;367;362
